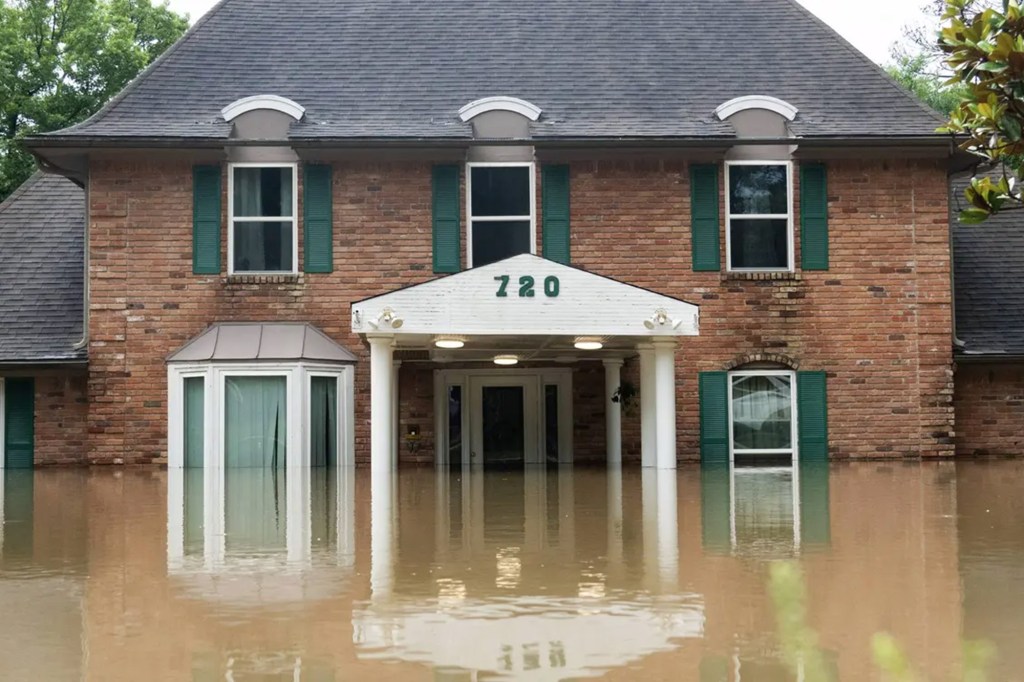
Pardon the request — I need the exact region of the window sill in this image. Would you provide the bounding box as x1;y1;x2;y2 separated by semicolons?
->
225;274;303;285
721;271;801;282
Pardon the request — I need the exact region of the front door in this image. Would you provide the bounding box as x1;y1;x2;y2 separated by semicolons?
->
469;376;539;467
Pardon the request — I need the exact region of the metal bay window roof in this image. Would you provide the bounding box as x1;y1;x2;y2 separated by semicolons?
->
167;322;357;363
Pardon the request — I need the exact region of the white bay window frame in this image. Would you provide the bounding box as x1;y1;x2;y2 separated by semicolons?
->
465;161;537;269
227;162;299;276
727;369;798;462
168;362;354;469
725;160;795;273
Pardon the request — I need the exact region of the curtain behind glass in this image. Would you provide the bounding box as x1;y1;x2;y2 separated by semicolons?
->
233;167;293;272
310;376;337;467
184;377;205;468
731;375;792;451
225;376;287;468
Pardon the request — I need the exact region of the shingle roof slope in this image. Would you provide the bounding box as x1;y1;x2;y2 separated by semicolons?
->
953;175;1024;356
0;174;85;363
46;0;945;142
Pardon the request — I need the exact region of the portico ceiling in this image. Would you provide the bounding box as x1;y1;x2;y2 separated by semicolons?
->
351;254;699;350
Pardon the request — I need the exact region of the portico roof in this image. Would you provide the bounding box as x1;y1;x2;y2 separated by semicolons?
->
351;254;698;351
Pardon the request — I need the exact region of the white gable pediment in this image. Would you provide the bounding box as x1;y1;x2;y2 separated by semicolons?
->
351;254;698;338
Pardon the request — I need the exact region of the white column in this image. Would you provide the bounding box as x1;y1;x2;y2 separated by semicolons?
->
653;339;677;470
369;335;396;601
657;472;679;588
638;344;657;468
603;358;623;466
392;360;402;463
607;465;623;565
369;335;396;473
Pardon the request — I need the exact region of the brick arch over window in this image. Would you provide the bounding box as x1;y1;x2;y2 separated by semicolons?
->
724;352;800;371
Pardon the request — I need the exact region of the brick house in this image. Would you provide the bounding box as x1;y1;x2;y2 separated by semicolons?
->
0;0;967;471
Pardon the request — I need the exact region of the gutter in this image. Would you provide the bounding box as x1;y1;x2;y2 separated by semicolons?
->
24;134;955;150
954;353;1024;364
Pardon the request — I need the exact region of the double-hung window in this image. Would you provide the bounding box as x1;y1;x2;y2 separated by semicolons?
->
229;163;298;274
726;161;793;271
467;162;535;268
728;370;797;461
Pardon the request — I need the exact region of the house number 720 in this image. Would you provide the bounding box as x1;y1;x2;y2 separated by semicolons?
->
495;275;560;298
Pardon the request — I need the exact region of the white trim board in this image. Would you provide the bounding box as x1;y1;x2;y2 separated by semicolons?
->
458;96;542;122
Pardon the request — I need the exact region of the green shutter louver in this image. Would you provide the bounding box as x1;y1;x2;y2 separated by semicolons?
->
699;371;730;464
800;163;829;270
797;371;828;462
303;164;334;273
701;463;732;552
542;164;571;264
432;165;461;273
799;461;832;548
690;164;721;272
192;165;222;275
4;378;34;469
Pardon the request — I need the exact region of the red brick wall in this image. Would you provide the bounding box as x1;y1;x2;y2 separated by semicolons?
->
954;363;1024;456
85;156;954;465
1;371;88;466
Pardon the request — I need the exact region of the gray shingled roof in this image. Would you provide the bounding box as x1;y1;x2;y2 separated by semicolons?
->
0;174;86;364
953;175;1024;357
38;0;945;143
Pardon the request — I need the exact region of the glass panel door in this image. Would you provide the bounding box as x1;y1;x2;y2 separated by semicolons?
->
481;386;526;467
309;376;337;467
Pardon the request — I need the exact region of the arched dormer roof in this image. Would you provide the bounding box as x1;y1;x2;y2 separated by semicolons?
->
714;95;799;122
221;94;306;122
458;96;542;122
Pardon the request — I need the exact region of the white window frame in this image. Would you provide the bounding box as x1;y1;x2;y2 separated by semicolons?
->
227;162;300;276
725;160;794;273
168;362;354;470
465;161;537;269
727;369;798;462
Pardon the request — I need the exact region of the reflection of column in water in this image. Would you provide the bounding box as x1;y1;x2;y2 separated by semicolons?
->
641;467;659;591
370;466;394;602
607;466;623;565
657;472;679;587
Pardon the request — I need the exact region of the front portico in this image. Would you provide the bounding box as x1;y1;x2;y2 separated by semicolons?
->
351;254;699;471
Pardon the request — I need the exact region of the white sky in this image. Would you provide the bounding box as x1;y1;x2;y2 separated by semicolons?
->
164;0;930;65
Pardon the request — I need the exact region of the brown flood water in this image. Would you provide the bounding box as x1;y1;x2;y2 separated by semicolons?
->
0;461;1021;681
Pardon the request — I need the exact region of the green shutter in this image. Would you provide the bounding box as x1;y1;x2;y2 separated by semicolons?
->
799;461;832;548
699;371;730;464
701;463;732;552
797;371;828;462
800;163;829;270
690;164;721;272
192;165;222;275
2;470;33;562
4;378;34;469
542;164;571;264
303;164;334;273
432;165;461;273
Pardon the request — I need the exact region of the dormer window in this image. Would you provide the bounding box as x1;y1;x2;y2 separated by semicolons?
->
229;163;298;274
467;162;536;268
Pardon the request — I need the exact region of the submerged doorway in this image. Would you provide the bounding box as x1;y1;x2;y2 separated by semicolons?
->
436;369;572;468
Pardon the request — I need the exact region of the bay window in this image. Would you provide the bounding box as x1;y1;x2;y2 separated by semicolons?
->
726;161;793;271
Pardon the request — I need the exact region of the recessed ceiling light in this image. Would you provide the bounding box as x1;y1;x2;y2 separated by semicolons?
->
493;355;519;366
434;337;465;349
574;339;603;351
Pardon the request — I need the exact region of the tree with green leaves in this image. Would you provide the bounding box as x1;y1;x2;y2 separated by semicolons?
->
0;0;188;200
940;0;1024;222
